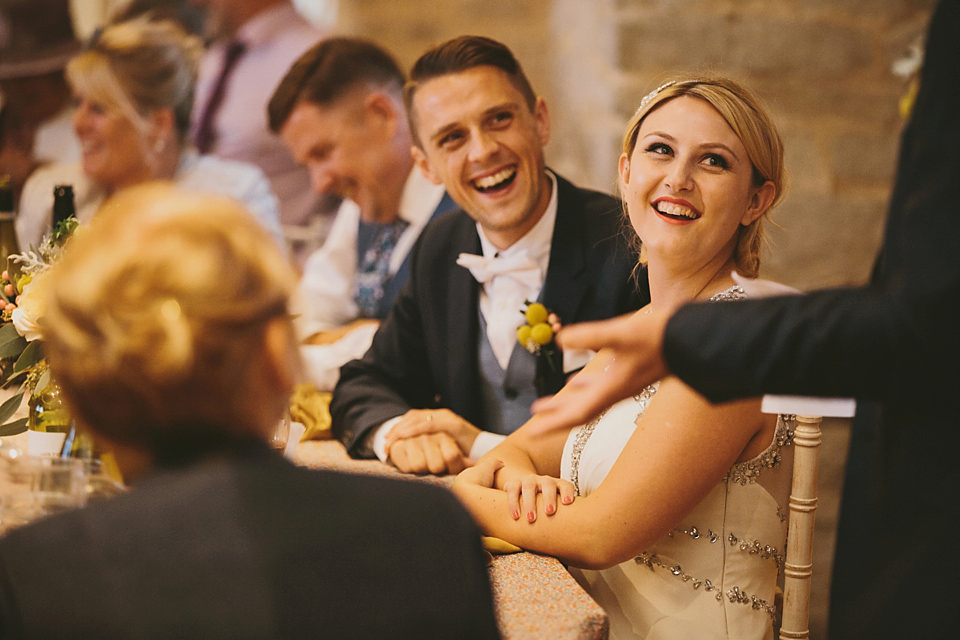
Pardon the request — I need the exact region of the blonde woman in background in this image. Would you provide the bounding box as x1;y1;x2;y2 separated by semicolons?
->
16;17;283;249
455;78;793;640
0;183;499;639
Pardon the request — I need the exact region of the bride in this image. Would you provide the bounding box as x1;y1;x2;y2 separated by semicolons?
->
454;77;791;640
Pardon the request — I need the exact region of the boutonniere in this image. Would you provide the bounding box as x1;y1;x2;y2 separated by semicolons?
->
517;302;553;353
517;302;565;396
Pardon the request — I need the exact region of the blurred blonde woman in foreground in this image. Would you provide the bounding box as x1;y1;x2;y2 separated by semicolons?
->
455;77;793;640
0;184;499;640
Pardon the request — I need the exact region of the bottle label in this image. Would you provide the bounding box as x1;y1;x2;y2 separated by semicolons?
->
27;429;68;456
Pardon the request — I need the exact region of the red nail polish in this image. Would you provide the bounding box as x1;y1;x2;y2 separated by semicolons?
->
527;511;535;522
512;510;520;520
546;504;555;514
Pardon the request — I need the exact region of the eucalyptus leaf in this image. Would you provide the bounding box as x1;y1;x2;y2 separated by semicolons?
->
2;369;26;390
0;332;26;359
34;368;50;395
0;391;23;424
12;341;42;374
0;323;20;342
0;417;28;436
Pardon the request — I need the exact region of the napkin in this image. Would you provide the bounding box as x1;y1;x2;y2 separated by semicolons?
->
289;383;333;440
482;536;523;554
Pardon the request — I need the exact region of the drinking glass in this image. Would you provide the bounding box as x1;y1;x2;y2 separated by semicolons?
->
0;456;87;533
269;410;291;455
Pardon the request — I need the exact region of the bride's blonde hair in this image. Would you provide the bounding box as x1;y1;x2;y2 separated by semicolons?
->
42;183;296;448
622;77;787;278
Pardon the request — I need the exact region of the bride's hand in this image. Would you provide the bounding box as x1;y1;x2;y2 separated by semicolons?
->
455;456;503;488
503;474;575;523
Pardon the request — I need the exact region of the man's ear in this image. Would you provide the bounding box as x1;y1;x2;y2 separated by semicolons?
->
742;180;777;225
364;90;399;139
533;96;551;147
148;108;176;151
411;145;442;185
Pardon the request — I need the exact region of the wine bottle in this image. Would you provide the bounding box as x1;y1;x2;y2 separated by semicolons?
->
52;184;76;229
26;376;72;456
0;175;18;268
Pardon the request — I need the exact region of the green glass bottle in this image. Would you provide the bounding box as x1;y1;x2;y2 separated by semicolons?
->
27;377;72;456
59;421;126;497
52;184;76;229
0;175;18;268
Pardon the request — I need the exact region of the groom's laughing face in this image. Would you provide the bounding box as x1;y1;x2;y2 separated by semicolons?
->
411;65;552;250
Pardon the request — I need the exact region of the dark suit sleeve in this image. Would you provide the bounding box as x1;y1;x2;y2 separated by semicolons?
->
663;1;960;410
332;279;429;456
331;221;453;456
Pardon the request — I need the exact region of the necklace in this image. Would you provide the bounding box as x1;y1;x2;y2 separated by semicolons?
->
690;267;727;302
644;266;730;315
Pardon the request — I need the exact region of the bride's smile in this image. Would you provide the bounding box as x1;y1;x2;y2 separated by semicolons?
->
620;95;774;272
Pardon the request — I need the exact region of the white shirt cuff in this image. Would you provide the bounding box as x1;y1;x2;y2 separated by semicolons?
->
370;416;403;463
469;431;507;460
563;348;595;374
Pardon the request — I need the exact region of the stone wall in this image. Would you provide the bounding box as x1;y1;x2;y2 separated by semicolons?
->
337;0;935;290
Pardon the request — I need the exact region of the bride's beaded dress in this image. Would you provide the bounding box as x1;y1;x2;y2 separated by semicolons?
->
560;287;794;640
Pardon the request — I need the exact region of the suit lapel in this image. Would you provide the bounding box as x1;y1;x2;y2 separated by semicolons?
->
541;175;589;323
444;216;483;419
433;191;458;218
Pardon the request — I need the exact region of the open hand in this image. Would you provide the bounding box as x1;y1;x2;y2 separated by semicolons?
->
530;307;671;434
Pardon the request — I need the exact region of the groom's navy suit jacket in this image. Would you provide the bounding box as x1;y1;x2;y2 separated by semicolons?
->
332;172;647;455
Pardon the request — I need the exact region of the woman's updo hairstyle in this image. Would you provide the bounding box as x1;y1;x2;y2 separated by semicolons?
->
66;17;203;143
623;77;786;278
41;183;296;449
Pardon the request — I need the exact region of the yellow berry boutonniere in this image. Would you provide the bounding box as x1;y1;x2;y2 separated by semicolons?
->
517;301;567;396
517;302;553;354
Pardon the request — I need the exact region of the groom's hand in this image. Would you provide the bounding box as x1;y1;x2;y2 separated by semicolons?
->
388;431;469;475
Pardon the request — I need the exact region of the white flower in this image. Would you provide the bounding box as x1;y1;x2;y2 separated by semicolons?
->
11;272;51;342
11;308;41;342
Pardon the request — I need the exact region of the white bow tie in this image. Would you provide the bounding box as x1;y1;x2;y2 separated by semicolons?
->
457;251;542;289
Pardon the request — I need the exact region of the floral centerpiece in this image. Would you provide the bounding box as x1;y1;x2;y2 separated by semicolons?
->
0;218;78;436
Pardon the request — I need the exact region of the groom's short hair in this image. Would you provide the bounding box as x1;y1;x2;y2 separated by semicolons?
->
403;36;537;144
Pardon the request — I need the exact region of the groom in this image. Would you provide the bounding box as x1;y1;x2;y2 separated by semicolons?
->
330;35;646;474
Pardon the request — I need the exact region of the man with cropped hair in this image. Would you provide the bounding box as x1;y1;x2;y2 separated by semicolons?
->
270;37;459;390
331;36;647;474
